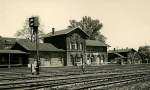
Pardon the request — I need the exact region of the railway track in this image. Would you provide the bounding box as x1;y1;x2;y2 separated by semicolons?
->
0;73;118;89
51;71;150;90
67;72;150;90
0;71;150;90
0;64;150;90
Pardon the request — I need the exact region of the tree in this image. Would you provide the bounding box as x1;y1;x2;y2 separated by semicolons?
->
68;16;106;43
15;17;45;42
138;46;150;63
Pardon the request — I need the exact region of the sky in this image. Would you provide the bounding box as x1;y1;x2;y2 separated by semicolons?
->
0;0;150;50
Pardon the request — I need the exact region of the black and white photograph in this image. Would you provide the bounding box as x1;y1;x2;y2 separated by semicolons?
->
0;0;150;90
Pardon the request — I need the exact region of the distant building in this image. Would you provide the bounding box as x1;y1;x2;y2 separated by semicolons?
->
108;48;142;64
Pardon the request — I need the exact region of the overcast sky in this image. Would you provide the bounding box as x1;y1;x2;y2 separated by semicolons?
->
0;0;150;50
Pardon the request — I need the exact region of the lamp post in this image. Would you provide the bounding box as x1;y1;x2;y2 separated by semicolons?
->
29;16;40;75
82;44;86;73
8;53;10;69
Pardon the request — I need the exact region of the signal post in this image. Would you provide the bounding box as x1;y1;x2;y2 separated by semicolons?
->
29;16;40;75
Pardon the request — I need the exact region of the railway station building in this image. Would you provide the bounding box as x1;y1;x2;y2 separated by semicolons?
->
44;27;108;66
0;27;108;67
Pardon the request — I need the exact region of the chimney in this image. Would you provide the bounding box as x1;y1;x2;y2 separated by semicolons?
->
114;48;116;51
52;28;55;35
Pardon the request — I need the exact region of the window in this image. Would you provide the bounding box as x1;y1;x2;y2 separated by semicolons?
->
76;57;82;62
91;56;94;62
58;57;63;64
77;43;79;50
77;43;82;50
75;43;77;49
72;42;77;50
80;43;83;50
5;40;11;42
5;46;10;49
70;43;72;50
49;56;51;64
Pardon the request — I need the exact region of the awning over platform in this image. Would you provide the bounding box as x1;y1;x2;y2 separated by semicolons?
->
0;50;27;54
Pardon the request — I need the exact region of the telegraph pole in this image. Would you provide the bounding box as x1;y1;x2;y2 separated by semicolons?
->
29;16;40;75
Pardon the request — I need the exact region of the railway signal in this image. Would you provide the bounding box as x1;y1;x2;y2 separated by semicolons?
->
29;16;40;75
29;17;39;27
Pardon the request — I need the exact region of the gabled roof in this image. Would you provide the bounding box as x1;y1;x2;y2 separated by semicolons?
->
0;37;25;45
86;40;107;47
108;48;136;53
0;37;28;50
44;27;89;37
0;50;26;54
15;40;64;52
114;53;126;58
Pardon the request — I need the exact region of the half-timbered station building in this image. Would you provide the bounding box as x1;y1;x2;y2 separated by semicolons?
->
108;48;142;64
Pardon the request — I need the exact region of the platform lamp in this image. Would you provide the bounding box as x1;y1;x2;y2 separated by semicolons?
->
29;16;40;75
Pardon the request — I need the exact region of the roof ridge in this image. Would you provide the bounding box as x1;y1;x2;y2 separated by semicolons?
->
16;39;64;52
44;27;89;37
16;40;32;50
